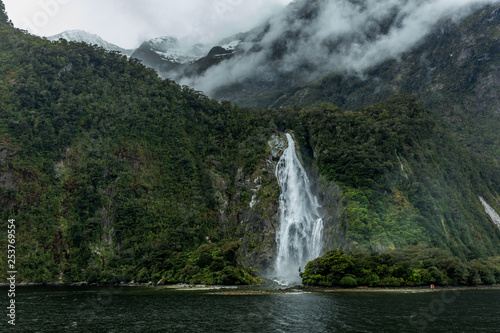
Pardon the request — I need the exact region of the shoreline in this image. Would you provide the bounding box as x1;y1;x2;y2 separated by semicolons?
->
1;281;500;293
301;284;500;293
0;281;265;290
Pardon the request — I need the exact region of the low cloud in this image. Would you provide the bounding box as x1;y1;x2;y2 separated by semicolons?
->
3;0;290;48
183;0;498;95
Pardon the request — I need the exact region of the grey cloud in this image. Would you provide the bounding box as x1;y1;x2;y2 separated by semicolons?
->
182;0;498;96
3;0;289;49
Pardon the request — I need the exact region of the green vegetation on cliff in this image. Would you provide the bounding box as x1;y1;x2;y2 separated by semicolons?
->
301;247;500;287
292;98;500;257
0;1;9;25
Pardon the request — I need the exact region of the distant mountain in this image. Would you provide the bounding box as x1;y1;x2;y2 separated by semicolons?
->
44;28;244;80
133;36;207;64
130;36;209;78
182;35;244;78
130;35;244;80
46;30;135;56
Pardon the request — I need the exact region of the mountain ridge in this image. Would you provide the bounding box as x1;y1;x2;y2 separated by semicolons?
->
46;30;135;56
0;0;9;25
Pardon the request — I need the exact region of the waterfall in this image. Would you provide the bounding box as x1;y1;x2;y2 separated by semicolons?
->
275;133;324;283
480;196;500;229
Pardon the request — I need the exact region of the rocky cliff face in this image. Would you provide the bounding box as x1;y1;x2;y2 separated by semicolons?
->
207;134;284;276
212;132;349;276
0;140;20;209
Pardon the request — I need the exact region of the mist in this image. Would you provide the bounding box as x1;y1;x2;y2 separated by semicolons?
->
182;0;499;95
3;0;291;49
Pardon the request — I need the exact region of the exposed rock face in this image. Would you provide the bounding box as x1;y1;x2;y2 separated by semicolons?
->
236;135;286;276
209;169;229;223
218;133;351;276
204;133;285;276
314;174;349;253
0;141;19;190
0;141;19;167
268;134;287;158
0;140;20;208
0;171;15;189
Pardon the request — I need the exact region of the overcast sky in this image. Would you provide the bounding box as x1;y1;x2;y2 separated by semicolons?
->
3;0;291;48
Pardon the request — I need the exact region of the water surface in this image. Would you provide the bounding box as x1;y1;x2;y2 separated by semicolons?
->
2;286;499;332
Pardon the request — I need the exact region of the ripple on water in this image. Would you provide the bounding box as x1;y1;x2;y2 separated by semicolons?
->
5;286;500;332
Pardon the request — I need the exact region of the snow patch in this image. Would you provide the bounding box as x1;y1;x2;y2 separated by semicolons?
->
147;36;208;64
148;36;179;52
221;40;241;51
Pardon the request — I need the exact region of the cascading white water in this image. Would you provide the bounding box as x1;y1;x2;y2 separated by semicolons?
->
480;196;500;229
275;133;324;283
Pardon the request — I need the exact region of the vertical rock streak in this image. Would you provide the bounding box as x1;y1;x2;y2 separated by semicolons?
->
275;133;323;281
480;196;500;229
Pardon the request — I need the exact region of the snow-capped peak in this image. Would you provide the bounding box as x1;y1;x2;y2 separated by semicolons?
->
142;36;209;64
147;36;179;52
46;30;134;56
220;40;241;51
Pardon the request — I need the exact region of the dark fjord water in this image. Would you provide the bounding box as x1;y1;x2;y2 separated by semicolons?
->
2;286;499;332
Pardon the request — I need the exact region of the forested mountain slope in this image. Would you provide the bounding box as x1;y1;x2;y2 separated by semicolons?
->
267;4;500;161
0;14;275;283
182;1;500;162
0;2;499;284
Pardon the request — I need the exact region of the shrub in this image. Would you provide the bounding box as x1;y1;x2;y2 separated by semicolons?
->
339;276;358;288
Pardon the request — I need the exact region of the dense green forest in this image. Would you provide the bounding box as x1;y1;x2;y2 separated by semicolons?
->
301;247;500;287
0;1;9;26
292;99;500;257
0;2;499;285
0;15;274;284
